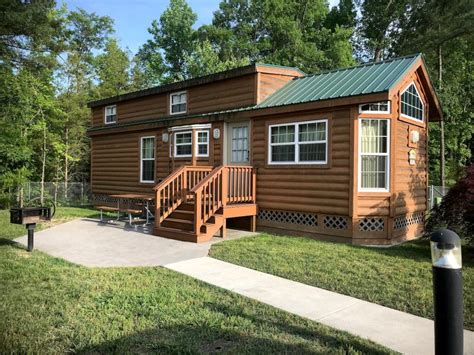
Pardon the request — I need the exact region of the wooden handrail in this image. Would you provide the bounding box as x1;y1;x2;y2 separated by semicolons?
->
154;166;213;228
192;165;256;234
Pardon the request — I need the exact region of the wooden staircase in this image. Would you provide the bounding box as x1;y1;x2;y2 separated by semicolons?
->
153;165;257;243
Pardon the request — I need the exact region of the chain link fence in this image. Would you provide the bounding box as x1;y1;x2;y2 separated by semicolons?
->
428;185;449;210
3;182;91;208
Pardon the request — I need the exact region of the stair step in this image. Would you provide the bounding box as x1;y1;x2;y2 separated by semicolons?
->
179;202;195;211
161;218;194;231
170;209;194;221
153;226;198;242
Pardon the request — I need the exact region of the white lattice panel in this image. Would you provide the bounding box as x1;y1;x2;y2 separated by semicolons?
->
394;212;424;230
358;217;384;232
258;209;318;227
323;215;348;230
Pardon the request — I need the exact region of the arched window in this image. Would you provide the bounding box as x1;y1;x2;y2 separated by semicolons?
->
401;83;424;121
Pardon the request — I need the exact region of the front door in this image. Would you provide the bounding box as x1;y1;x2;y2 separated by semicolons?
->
227;122;250;165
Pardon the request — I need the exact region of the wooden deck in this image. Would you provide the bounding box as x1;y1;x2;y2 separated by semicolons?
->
153;165;257;243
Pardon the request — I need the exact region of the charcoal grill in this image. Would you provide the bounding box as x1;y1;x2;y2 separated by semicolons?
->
10;199;55;252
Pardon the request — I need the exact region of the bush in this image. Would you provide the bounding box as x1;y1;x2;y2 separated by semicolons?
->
427;165;474;244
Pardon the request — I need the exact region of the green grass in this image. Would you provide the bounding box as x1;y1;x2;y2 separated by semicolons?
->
210;234;474;330
0;209;391;354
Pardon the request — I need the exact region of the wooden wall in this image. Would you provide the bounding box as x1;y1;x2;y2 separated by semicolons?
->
252;108;352;240
258;73;297;103
91;122;223;195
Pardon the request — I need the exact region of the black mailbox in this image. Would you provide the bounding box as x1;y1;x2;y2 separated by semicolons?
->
10;206;53;252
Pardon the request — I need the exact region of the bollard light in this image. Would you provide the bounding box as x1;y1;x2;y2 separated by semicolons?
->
430;229;463;355
431;229;462;269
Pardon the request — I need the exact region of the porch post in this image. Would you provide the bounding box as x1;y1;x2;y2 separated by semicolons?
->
191;128;197;166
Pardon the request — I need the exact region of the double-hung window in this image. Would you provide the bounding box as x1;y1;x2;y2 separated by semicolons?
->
401;83;424;121
268;119;327;165
104;105;117;124
174;131;192;157
196;130;209;157
140;136;155;183
170;91;187;114
359;119;389;191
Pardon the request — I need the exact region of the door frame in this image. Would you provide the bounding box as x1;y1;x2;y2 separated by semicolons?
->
223;120;251;166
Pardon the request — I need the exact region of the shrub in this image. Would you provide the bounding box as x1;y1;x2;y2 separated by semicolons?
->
427;165;474;244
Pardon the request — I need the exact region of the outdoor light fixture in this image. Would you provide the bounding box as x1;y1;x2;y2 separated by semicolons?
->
430;228;463;355
411;130;420;144
213;128;220;140
431;229;462;269
162;133;169;143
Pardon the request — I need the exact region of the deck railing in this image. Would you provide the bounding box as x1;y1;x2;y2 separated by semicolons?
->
153;166;213;226
190;166;256;234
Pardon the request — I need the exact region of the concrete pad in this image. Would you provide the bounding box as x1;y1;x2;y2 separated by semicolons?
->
14;219;257;267
165;257;474;355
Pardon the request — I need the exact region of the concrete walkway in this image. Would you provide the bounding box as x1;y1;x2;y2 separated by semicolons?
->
14;219;257;267
166;257;474;355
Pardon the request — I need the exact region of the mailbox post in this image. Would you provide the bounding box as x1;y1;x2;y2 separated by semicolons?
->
10;206;53;252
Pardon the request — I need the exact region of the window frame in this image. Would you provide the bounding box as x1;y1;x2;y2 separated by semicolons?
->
195;130;209;157
359;101;391;114
104;105;117;124
267;119;328;165
400;82;424;122
169;91;187;115
174;131;193;158
140;136;155;184
358;118;390;193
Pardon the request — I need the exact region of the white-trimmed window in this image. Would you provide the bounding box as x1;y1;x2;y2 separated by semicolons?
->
358;119;389;192
268;119;327;165
104;105;117;124
174;131;192;157
196;130;209;157
359;101;390;114
170;91;187;114
401;83;424;121
140;136;155;183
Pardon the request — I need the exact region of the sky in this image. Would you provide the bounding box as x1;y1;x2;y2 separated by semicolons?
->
61;0;339;54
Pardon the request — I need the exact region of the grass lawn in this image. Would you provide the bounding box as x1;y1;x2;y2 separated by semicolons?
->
0;208;391;354
210;234;474;330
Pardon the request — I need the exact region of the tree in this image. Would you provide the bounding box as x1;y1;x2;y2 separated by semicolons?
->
0;0;62;69
139;0;197;82
356;0;409;61
202;0;355;73
186;40;250;77
94;39;132;99
392;0;474;186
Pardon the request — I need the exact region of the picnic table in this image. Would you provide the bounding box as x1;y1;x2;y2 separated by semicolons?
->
97;193;155;226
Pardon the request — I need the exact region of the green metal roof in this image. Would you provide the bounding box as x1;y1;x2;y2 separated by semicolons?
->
257;54;421;109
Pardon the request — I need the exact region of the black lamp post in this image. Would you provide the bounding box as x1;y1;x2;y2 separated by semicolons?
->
430;228;463;355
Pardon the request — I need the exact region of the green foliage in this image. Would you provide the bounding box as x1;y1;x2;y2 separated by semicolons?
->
427;165;474;243
93;39;132;98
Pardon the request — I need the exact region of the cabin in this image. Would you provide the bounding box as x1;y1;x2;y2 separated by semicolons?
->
87;54;442;245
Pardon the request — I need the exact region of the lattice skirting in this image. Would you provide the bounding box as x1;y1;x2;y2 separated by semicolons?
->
258;209;318;227
393;211;425;230
257;209;353;232
358;217;385;232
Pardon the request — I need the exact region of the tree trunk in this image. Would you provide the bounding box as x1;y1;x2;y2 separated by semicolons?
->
40;124;47;204
64;127;69;200
438;42;446;189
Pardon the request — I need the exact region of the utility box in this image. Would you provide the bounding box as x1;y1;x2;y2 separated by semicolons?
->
10;207;52;225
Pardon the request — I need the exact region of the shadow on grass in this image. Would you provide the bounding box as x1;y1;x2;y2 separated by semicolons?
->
0;238;25;250
75;311;389;354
